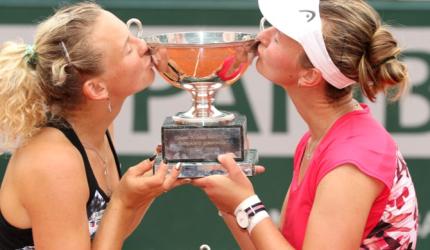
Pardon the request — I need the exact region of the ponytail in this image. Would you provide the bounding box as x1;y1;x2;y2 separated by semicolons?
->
1;2;103;153
0;41;47;153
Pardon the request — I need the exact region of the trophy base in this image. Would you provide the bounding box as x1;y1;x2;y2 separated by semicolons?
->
153;149;258;178
162;114;246;162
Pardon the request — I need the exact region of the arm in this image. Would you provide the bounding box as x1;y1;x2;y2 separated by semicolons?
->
224;183;290;249
91;197;152;250
105;122;146;238
302;164;384;249
193;154;294;250
18;141;185;250
220;212;294;250
193;156;383;249
114;143;175;238
219;211;257;250
92;161;186;249
19;144;93;249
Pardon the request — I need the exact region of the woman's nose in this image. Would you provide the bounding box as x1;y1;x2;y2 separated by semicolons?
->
256;29;270;46
256;28;273;47
137;39;149;57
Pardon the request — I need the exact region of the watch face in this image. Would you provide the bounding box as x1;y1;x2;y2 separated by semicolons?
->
236;210;250;229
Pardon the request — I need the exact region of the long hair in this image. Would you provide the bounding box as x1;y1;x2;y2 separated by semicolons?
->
0;2;104;153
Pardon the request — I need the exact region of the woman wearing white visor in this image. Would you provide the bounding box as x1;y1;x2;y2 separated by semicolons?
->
193;0;418;249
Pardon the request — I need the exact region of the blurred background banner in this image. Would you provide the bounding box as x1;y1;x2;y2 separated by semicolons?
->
1;1;429;249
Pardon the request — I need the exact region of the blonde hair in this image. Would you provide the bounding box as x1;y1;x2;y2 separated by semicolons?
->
318;0;408;102
0;2;103;153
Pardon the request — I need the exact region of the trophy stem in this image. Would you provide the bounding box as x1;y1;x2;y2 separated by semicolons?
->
172;83;234;124
193;83;214;118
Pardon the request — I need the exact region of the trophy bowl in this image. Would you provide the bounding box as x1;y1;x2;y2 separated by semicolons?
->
127;18;259;177
144;30;258;124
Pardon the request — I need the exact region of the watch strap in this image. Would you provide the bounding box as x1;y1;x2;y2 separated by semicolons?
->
234;195;260;215
248;210;269;233
234;195;270;233
245;201;265;217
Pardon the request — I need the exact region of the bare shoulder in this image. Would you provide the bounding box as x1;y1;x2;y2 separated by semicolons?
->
11;127;89;205
13;127;82;175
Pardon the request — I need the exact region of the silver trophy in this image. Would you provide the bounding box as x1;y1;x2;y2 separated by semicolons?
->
127;19;259;178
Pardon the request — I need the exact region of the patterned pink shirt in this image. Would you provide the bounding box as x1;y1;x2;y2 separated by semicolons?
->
281;104;418;249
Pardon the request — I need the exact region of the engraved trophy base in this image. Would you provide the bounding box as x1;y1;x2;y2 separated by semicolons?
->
153;149;258;178
161;114;247;162
153;113;258;178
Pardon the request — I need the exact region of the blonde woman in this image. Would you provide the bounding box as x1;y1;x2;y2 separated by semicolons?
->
0;2;187;249
193;0;419;249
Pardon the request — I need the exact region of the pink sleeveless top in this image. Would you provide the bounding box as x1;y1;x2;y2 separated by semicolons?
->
281;104;418;249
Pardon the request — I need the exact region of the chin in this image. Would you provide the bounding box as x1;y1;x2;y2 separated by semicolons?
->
145;69;155;82
255;61;269;79
138;80;155;92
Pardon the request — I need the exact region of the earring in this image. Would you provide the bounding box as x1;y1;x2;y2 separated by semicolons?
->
107;98;112;112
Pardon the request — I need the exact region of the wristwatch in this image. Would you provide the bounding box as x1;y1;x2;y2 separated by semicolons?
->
236;208;251;229
235;201;265;228
234;195;269;232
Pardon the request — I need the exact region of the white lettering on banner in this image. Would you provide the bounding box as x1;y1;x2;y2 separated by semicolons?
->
1;25;429;157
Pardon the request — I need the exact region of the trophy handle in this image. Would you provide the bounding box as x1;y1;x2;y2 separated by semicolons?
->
199;244;211;250
126;18;144;39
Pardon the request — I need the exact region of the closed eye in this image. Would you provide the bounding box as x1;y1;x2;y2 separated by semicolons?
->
274;31;280;44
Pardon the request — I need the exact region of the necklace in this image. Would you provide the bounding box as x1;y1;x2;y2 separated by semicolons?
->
304;100;362;160
304;131;327;160
82;141;112;196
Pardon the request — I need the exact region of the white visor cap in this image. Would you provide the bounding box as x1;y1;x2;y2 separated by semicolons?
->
258;0;356;89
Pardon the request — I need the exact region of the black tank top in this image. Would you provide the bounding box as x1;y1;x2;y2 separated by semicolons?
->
0;121;121;249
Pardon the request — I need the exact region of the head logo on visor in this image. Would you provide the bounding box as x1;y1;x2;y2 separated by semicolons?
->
299;10;316;22
258;0;356;89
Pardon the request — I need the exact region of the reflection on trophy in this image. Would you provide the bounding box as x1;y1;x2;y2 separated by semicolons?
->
127;18;259;178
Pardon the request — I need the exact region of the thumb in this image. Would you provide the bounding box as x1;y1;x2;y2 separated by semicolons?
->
254;165;266;175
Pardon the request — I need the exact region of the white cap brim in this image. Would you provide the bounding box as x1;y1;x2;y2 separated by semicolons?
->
258;0;356;89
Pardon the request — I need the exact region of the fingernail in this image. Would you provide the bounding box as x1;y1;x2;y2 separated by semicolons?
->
149;154;157;161
175;162;182;170
156;144;162;153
